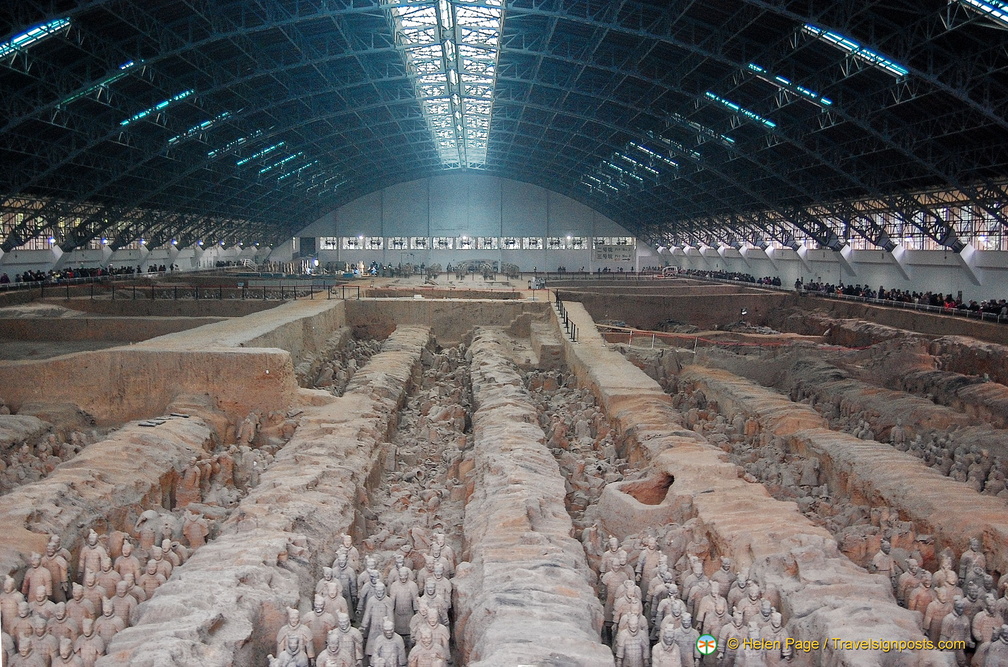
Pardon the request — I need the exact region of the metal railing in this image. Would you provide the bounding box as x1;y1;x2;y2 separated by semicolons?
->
554;290;578;342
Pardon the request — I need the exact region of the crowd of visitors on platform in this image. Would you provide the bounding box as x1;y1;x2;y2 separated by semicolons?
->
0;265;146;287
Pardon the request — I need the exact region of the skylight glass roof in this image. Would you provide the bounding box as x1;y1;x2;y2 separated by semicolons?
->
0;18;70;59
388;0;504;169
802;24;909;79
961;0;1008;28
668;112;736;147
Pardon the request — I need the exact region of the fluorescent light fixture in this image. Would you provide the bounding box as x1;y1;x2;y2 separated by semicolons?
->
642;132;702;161
629;141;679;168
747;63;833;108
236;142;286;166
961;0;1008;27
58;60;140;108
803;24;909;79
120;89;194;127
259;152;304;175
704;91;777;129
207;130;264;159
0;18;70;59
668;112;735;147
388;0;504;168
276;160;319;182
167;111;231;145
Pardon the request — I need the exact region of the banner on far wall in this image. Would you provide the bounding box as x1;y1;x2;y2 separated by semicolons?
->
592;245;633;262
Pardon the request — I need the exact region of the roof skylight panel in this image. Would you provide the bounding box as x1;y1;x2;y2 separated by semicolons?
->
802;24;909;79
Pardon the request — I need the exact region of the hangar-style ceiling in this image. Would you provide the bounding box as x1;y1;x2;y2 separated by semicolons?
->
1;0;1008;251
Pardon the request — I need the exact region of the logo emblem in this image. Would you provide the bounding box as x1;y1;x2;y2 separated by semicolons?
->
697;634;718;656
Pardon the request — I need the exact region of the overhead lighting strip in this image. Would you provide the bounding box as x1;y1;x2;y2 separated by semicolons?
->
704;91;777;130
259;152;304;175
0;18;71;59
747;63;833;109
207;129;264;160
120;89;194;127
387;0;504;168
57;60;140;109
668;112;736;147
167;111;231;146
236;142;286;166
802;24;909;79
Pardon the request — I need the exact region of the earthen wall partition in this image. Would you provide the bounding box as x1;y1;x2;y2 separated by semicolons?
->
0;316;225;342
680;364;1008;577
344;297;550;345
455;328;613;666
551;301;951;667
0;299;346;424
102;326;432;667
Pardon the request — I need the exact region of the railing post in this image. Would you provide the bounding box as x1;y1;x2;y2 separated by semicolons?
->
219;285;223;300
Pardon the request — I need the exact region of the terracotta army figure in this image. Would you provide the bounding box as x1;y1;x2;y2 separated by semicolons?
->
55;637;83;666
176;458;202;508
419;579;448;628
614;612;650;667
271;634;310;667
428;544;453;580
651;625;683;667
0;575;24;629
22;553;52;599
422;606;450;657
761;612;793;666
340;534;361;572
636;536;662;599
960;538;986;582
314;630;344;667
48;602;80;642
987;625;1008;667
613;581;644;638
407;626;444;667
372;617;408;667
649;570;676;624
672;612;700;667
389;567;420;638
727;571;751;612
9;635;47;667
908;577;935;615
897;559;925;605
121;572;146;604
709;558;736;602
383;554;409;587
93;597;124;645
702;596;730;641
361;582;395;660
333;553;358;613
10;601;34;641
973;593;1003;645
432;534;455;573
357;567;382;621
975;625;1002;667
925;586;955;642
148;546;173;580
329;612;364;667
718;609;746;667
306;595;337;658
137;560;166;599
600;536;622;575
276;608;314;665
322;581;349;620
603;559;632;643
95;557;121;596
29;585;55;620
317;567;338;597
29;614;59;666
182;511;210;549
110;580;137;627
77;531;107;581
869;540;897;589
736;622;767;667
737;584;763;626
41;541;69;602
940;598;974;667
114;542;142;584
428;563;452;611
